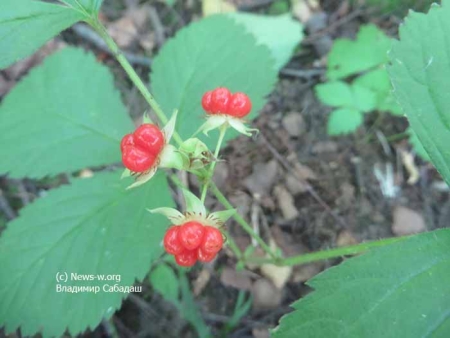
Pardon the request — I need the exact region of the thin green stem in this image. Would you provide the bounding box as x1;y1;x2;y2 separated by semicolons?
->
90;20;183;145
385;131;409;142
200;126;227;203
210;182;278;260
247;236;407;266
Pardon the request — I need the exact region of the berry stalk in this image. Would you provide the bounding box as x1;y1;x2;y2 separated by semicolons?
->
200;124;227;203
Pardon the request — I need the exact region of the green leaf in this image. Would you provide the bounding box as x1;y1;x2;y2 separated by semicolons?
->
227;13;303;69
389;2;450;184
354;68;402;115
316;81;376;112
327;24;392;80
327;108;363;135
0;47;134;178
0;0;83;69
0;170;174;337
272;229;450;338
408;127;431;162
315;81;353;107
58;0;103;13
150;264;179;302
150;15;277;147
352;83;377;112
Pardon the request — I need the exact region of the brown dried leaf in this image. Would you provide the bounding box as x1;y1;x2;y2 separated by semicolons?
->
392;206;427;236
220;267;252;290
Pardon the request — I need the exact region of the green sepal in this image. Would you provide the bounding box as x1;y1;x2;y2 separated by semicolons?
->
159;144;188;170
142;112;152;123
163;110;178;142
207;209;236;227
197;115;227;136
121;168;131;179
179;138;214;169
125;166;157;190
228;118;259;137
149;207;185;225
182;189;206;217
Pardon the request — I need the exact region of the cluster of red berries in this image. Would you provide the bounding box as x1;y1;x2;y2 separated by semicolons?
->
164;222;224;267
201;87;252;118
120;124;164;173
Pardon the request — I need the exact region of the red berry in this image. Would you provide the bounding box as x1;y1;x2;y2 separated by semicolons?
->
120;134;135;152
121;146;156;173
178;222;205;250
201;91;213;113
228;92;252;118
197;247;217;263
210;87;231;114
200;226;223;254
133;124;165;156
175;250;197;267
163;226;184;255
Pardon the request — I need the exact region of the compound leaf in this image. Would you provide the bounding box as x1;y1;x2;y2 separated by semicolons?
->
389;1;450;184
315;81;353;107
151;15;277;147
272;229;450;338
0;47;134;178
0;0;83;70
327;24;392;80
0;170;173;337
327;108;363;135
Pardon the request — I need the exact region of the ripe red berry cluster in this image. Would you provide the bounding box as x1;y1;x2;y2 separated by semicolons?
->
201;87;252;118
164;222;224;267
120;124;165;173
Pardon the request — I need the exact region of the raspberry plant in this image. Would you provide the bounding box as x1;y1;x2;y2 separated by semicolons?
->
0;0;449;337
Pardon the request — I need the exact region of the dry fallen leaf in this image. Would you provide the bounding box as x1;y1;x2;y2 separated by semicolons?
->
220;267;252;290
244;160;279;196
336;229;358;247
260;263;292;289
252;278;283;310
193;269;211;296
107;6;150;49
282;112;306;137
202;0;236;16
274;185;299;221
292;262;323;283
252;328;270;338
392;206;427;236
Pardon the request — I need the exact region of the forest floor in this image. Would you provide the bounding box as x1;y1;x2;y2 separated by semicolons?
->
0;0;445;337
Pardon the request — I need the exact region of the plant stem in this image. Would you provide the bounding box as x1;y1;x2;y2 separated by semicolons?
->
200;125;227;203
90;20;183;145
210;182;278;260
246;236;407;266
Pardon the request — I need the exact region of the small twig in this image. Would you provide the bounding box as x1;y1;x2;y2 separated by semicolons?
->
72;24;152;67
303;8;365;44
237;0;276;11
280;67;326;79
0;188;16;220
259;132;347;228
148;6;165;47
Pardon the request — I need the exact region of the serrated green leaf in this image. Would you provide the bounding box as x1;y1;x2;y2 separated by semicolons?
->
408;127;431;162
58;0;103;13
150;264;179;302
315;81;353;107
272;229;450;338
327;108;363;135
327;24;392;80
150;15;277;148
0;47;134;179
0;170;174;337
227;13;303;70
389;2;450;184
0;0;83;70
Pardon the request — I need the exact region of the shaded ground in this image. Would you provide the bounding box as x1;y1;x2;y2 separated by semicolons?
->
0;0;448;337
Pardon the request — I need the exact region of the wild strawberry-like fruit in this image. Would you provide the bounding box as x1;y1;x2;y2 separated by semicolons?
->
201;90;213;113
175;250;197;267
122;146;156;173
228;92;252;118
120;124;164;173
133;124;165;156
210;87;232;114
163;226;184;255
197;247;217;263
200;226;224;254
178;222;205;250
